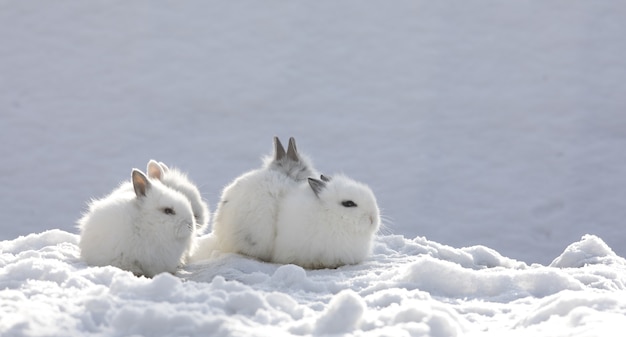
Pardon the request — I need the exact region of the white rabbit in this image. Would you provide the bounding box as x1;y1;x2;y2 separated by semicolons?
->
145;160;210;234
272;174;381;269
78;169;196;277
209;136;317;261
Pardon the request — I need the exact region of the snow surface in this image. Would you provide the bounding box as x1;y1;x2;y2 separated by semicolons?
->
2;1;626;335
2;230;626;336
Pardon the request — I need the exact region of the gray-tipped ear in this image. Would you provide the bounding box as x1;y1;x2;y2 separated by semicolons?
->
147;160;164;180
286;137;300;162
308;177;326;197
132;169;152;198
274;136;286;161
320;174;331;182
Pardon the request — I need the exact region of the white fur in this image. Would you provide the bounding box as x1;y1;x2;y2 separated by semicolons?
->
262;151;317;182
272;174;381;269
147;160;210;234
188;233;219;263
78;169;196;277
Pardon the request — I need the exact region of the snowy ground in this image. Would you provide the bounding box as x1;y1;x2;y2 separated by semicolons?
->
2;230;626;336
2;1;626;335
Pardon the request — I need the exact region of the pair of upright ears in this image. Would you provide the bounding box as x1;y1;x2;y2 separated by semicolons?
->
131;160;170;198
274;136;301;162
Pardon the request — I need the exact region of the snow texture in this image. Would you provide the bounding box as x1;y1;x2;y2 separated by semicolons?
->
2;231;626;336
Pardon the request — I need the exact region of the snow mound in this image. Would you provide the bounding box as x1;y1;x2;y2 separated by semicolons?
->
550;234;624;268
314;290;365;335
2;231;626;336
0;229;78;254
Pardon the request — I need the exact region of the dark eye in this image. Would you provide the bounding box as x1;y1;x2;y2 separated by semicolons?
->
162;207;176;215
341;200;358;208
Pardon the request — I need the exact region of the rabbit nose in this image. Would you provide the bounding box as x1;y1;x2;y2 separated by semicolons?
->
182;219;194;231
175;222;194;239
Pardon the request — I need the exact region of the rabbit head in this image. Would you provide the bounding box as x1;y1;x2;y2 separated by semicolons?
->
132;169;196;242
147;160;209;233
307;174;381;235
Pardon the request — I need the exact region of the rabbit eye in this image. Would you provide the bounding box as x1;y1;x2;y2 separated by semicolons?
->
341;200;358;208
162;207;176;215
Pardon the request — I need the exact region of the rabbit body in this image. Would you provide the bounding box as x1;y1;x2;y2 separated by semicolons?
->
78;170;196;277
211;168;297;261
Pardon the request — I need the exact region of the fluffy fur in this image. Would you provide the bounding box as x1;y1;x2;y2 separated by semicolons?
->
210;136;316;261
272;174;381;269
78;169;196;277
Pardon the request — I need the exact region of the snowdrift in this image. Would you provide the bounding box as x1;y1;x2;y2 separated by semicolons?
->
2;231;626;336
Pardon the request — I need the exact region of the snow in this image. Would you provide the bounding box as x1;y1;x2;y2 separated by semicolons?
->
2;0;626;335
549;234;620;269
2;231;626;336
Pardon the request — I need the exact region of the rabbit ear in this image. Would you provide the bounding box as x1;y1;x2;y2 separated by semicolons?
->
132;169;152;198
286;137;300;162
147;160;164;180
308;177;326;197
158;161;170;172
320;174;331;182
274;136;286;161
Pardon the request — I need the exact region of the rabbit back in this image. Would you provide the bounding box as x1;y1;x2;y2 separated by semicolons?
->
78;190;137;270
212;168;296;261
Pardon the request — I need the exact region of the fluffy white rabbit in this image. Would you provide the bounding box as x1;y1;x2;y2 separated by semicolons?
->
145;160;210;234
78;169;196;277
272;174;381;269
209;136;317;261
